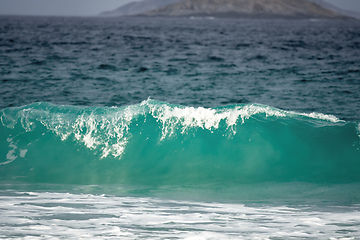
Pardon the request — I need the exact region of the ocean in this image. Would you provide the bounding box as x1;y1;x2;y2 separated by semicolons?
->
1;15;360;239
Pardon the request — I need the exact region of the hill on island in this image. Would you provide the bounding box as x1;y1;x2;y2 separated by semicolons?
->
307;0;360;19
99;0;182;16
143;0;346;18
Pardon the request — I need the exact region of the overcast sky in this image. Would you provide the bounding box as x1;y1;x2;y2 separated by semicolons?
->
0;0;359;16
0;0;133;16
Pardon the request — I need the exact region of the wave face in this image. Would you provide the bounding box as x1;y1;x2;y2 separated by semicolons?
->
1;99;360;185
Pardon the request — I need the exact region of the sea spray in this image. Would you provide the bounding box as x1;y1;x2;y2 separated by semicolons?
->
1;99;359;185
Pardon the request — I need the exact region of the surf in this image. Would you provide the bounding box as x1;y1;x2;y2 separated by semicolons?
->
1;99;359;185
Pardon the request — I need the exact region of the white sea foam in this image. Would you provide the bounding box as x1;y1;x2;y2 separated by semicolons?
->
19;149;28;158
143;99;342;139
35;106;137;159
294;111;343;123
0;190;359;239
1;138;18;165
144;100;288;139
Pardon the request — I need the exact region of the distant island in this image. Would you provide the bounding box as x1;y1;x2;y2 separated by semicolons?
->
100;0;355;19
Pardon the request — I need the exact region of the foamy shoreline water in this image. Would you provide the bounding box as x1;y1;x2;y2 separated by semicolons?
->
1;189;359;239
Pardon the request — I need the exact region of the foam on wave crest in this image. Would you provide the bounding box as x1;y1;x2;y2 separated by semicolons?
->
0;100;359;185
1;99;344;159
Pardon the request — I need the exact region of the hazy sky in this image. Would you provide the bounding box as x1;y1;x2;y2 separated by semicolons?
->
0;0;359;16
0;0;133;16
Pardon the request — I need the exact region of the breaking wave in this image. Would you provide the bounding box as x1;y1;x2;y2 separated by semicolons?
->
1;99;359;185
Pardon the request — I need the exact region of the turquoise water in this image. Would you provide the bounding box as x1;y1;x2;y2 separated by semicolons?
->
1;99;359;186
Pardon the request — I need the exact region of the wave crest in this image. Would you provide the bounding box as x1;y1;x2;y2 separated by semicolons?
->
1;100;359;185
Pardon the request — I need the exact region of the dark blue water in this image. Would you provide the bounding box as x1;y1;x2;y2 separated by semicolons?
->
1;16;360;120
1;16;360;239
